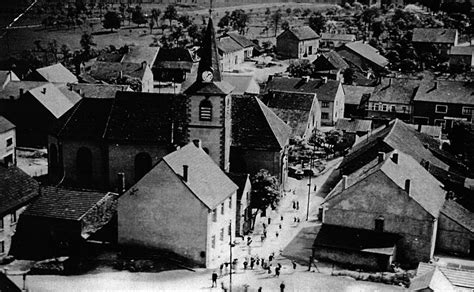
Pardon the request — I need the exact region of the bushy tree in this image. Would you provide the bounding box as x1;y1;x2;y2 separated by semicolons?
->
218;12;231;28
132;6;147;27
80;32;96;56
163;5;178;27
188;24;205;46
308;12;326;34
231;9;249;35
103;11;121;31
178;14;193;29
250;169;280;216
287;60;314;77
270;9;282;36
281;20;290;31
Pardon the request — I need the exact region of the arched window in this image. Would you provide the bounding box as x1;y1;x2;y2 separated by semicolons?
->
135;152;152;181
76;147;92;181
49;144;58;173
199;99;212;121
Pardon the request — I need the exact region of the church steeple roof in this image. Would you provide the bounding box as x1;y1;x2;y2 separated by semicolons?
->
197;18;222;82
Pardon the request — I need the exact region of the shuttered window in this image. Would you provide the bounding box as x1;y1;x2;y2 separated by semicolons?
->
199;99;213;121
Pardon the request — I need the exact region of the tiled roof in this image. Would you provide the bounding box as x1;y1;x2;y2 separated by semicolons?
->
370;77;419;105
218;36;244;54
339;42;389;68
121;46;159;65
68;83;131;99
0;115;15;133
313;51;349;71
227;33;255;48
327;150;446;218
56;84;83;104
320;33;356;42
441;200;474;233
265;77;341;102
232;96;291;150
414;80;474;105
89;61;147;82
104;91;188;143
222;73;260;95
335;118;372;133
28;83;78;118
313;224;399;255
0;81;48;100
449;46;474;56
0;165;39;216
24;186;113;221
35;63;78;84
417;262;474;290
282;26;319;40
163;143;238;209
153;48;193;71
343;85;374;105
412;28;458;44
341;119;449;174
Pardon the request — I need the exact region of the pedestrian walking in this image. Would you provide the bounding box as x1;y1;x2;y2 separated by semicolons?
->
212;272;218;287
219;264;224;277
256;258;260;266
268;217;271;225
243;260;248;270
297;218;300;223
263;230;267;238
261;258;265;267
250;258;255;270
280;215;283;221
280;281;286;292
258;287;262;292
292;261;297;270
292;201;296;209
279;224;282;229
221;282;228;292
296;201;299;210
275;266;280;277
260;234;264;242
269;254;273;262
276;231;279;238
293;217;296;222
263;223;266;230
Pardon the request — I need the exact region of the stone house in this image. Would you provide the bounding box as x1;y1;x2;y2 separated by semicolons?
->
152;48;193;83
448;46;474;71
226;33;255;59
276;26;320;60
88;61;154;92
410;265;456;292
0;165;39;261
312;51;349;81
227;173;252;237
0;116;15;166
335;118;372;146
27;63;78;84
118;143;238;268
218;36;245;72
342;85;374;118
265;76;344;126
416;262;474;291
412;28;459;55
336;41;388;75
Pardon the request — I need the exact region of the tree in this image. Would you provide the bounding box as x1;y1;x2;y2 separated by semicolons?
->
230;9;249;35
80;32;96;58
151;8;161;25
61;44;71;64
308;129;325;149
178;14;193;29
132;5;147;27
188;24;205;46
103;11;121;31
163;4;178;28
250;169;280;220
270;9;282;36
325;130;345;153
218;12;231;29
343;67;355;85
287;60;314;77
281;20;290;31
308;12;326;34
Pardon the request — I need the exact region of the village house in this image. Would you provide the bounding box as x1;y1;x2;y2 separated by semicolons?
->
225;32;255;59
318;150;446;268
336;41;389;75
449;46;474;71
408;124;443;141
67;83;131;99
231;96;291;188
319;33;356;49
262;91;321;141
227;173;252;237
121;46;159;68
366;77;420;122
0;165;39;261
312;51;349;81
412;28;459;54
27;63;78;84
11;186;117;260
276;26;320;60
413;80;474;130
222;73;260;96
218;35;246;72
118;142;238;268
342;85;374;118
265;76;344;126
415;262;474;291
0;116;15;166
152;48;194;83
335;118;372;146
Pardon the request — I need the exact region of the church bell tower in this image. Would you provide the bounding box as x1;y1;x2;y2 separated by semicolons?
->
184;15;234;171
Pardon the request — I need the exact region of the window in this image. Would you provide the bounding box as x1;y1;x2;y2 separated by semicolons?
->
435;105;448;114
382;104;388;112
6;137;13;147
220;228;224;241
462;107;474;116
228;197;232;209
212;209;217;222
402;106;407;113
199;99;213;121
375;216;384;232
321;101;329;108
435;119;446;129
308;46;313;55
390;105;396;112
211;236;216;248
221;203;224;215
0;217;3;230
10;212;16;224
321;112;329;120
374;104;380;111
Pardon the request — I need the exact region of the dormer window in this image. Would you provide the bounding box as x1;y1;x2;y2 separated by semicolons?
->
199;99;213;121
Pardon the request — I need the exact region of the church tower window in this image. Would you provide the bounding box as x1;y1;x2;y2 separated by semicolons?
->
199;99;213;121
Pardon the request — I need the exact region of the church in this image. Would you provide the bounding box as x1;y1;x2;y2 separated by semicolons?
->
48;18;290;192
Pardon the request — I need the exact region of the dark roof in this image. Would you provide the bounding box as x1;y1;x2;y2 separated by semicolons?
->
89;61;147;82
370;77;419;105
227;172;250;198
313;51;349;71
412;28;458;44
335;118;372;133
121;46;159;65
183;80;234;95
69;83;130;99
104;91;188;143
320;33;356;42
279;26;319;41
153;48;193;71
227;33;255;48
340;119;449;174
0;272;21;292
0;115;15;133
338;42;388;68
0;165;39;216
232;96;291;150
265;77;341;102
24;186;113;221
218;36;244;54
414;80;474;105
343;85;374;105
441;200;474;233
163;143;238;209
313;224;400;255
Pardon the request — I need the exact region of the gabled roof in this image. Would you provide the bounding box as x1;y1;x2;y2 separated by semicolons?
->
218;36;244;54
232;96;291;150
449;46;474;56
335;118;371;133
313;51;349;71
23;186;115;221
227;172;250;199
340;119;449;173
417;263;474;290
343;85;374;105
28;83;78;118
338;41;389;68
441;200;474;233
320;33;356;42
0;70;19;88
414;80;474;105
412;28;458;44
89;61;147;82
227;32;255;48
153;48;193;71
279;26;319;41
265;76;341;102
183;80;234;95
222;73;260;95
56;84;83;104
163;143;238;209
104;91;188;143
0;115;15;133
35;63;78;83
121;46;159;65
68;83;131;99
370;77;419;105
0;165;39;216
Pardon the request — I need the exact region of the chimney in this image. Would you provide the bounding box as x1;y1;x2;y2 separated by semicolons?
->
388;78;392;86
434;81;438;90
141;61;147;70
341;175;348;190
41;87;46;94
19;88;24;96
322;76;328;84
119;70;123;79
378;152;386;163
417;124;422;132
405;179;411;195
68;84;73;91
117;172;126;195
391;151;398;164
193;139;202;148
183;165;189;182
